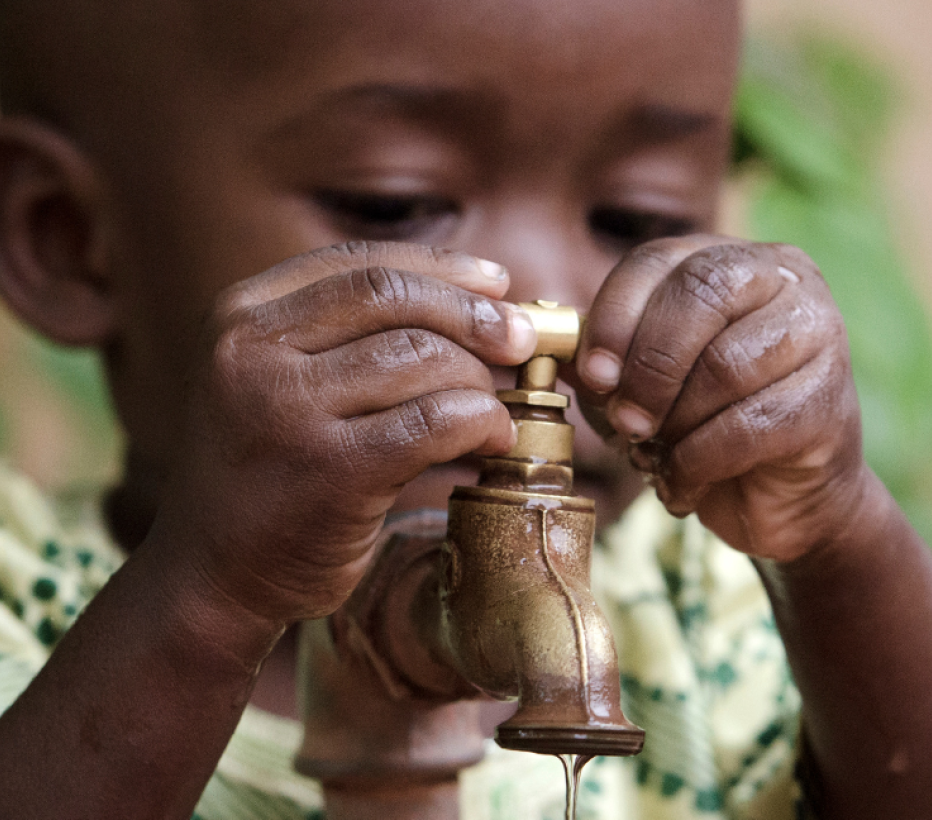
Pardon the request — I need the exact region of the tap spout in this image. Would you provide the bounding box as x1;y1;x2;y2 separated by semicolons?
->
442;483;643;756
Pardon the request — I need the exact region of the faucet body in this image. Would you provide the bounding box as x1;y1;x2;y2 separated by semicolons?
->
443;468;642;755
297;303;643;819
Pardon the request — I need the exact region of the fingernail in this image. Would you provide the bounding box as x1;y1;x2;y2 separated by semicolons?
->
778;266;800;283
582;349;621;393
509;306;537;356
610;401;656;441
477;258;507;281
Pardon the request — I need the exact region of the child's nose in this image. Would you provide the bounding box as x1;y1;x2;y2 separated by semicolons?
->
461;205;612;311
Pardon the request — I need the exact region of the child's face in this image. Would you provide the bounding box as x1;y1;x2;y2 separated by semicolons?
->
99;0;739;500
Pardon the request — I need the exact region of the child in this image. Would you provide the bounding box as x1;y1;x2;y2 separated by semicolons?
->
0;0;930;817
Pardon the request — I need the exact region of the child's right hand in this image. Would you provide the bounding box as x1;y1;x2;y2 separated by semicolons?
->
150;242;537;625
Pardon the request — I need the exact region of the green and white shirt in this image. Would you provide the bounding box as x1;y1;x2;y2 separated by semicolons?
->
0;463;807;819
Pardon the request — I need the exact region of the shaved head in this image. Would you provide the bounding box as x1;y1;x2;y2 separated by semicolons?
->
0;0;314;120
0;0;156;117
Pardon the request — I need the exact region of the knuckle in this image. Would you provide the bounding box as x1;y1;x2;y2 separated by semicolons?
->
399;395;449;446
734;373;817;439
335;239;463;274
629;344;685;386
345;239;382;258
301;241;385;278
206;319;250;390
770;243;821;274
624;233;726;268
678;246;756;317
731;397;776;444
384;328;449;368
424;243;465;269
335;239;389;264
355;265;415;311
697;336;747;392
824;305;849;341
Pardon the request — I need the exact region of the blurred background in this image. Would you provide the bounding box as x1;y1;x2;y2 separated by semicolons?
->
743;0;932;301
1;0;931;538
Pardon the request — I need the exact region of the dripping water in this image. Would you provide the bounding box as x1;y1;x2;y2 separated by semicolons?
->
555;754;594;820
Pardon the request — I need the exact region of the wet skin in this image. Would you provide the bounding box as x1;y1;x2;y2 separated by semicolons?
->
2;1;932;818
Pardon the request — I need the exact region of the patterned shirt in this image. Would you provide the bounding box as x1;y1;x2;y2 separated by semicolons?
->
0;462;805;818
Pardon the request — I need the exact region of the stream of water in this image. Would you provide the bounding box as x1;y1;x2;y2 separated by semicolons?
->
555;754;594;820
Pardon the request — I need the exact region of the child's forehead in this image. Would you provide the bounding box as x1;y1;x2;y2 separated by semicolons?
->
199;0;739;80
188;0;742;144
2;0;739;128
1;0;739;197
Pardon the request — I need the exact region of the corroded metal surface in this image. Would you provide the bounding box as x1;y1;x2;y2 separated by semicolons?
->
296;304;643;820
295;511;489;820
442;487;643;756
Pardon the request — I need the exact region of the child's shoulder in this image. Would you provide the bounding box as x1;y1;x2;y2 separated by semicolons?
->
592;492;801;817
0;462;122;664
0;461;122;568
595;491;761;613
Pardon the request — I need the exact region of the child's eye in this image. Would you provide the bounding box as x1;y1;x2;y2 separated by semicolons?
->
588;207;696;248
312;189;459;240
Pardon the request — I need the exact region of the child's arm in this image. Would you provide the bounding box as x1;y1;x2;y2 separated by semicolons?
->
0;242;536;819
576;234;932;818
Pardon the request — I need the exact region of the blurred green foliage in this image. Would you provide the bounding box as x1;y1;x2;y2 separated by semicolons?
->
19;333;116;444
734;35;932;542
0;325;118;484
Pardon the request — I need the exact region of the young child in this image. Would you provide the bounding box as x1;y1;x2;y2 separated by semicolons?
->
0;0;930;818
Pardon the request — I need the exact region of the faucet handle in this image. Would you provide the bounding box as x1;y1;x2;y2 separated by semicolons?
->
519;300;581;363
498;301;581;402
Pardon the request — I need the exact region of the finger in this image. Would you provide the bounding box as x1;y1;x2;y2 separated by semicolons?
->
344;388;517;487
606;243;793;441
299;328;496;418
652;350;854;515
253;267;537;366
221;241;510;308
576;234;738;395
658;278;834;443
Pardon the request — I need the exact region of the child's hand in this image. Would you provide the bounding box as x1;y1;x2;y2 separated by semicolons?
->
153;242;536;624
575;235;865;563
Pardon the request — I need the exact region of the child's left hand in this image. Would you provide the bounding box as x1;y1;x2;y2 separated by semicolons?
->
573;234;866;562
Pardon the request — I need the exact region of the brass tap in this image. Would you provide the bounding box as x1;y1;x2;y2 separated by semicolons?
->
441;301;645;755
296;301;642;820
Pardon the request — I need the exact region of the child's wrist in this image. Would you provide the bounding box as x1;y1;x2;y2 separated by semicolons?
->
755;465;896;580
135;519;288;676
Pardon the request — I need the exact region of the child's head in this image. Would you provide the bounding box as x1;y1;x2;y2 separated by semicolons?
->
0;0;740;499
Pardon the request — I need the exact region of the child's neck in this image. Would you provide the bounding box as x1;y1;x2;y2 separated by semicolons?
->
104;448;166;553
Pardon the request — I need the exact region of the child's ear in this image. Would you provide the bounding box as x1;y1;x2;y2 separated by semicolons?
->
0;117;117;346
